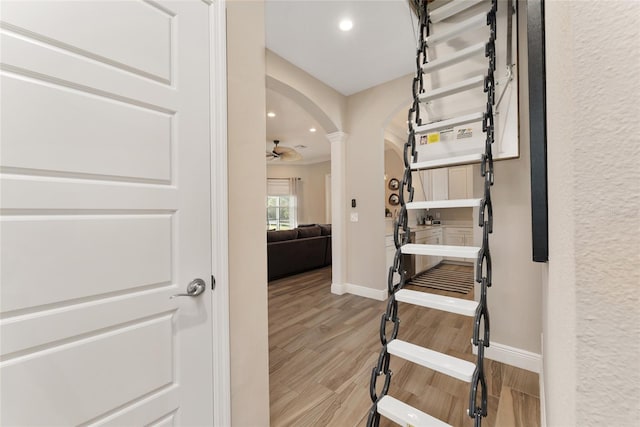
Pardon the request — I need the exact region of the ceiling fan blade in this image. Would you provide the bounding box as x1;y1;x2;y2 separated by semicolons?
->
267;140;301;161
279;150;303;162
273;146;293;155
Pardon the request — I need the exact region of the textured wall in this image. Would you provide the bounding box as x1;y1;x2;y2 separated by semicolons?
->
544;1;640;424
227;1;271;425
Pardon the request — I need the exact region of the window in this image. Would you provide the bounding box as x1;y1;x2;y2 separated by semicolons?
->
266;195;293;230
266;178;297;230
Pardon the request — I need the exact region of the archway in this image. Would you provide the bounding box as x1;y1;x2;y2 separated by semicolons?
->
265;75;347;292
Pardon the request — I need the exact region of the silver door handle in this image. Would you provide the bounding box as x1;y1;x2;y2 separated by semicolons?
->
171;278;206;299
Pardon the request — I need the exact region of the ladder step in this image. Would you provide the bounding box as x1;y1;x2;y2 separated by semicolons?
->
387;339;475;382
419;75;484;103
411;153;484;171
430;0;485;23
401;243;480;259
427;12;487;45
377;395;451;427
414;112;484;135
422;42;485;73
406;199;482;209
396;289;478;316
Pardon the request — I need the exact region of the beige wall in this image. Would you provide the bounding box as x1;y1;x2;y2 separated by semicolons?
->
345;74;413;289
466;7;543;357
226;1;270;425
267;161;331;225
544;1;640;424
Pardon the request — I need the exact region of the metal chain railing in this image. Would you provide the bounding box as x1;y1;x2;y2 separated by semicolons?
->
469;1;497;426
366;1;427;425
366;1;497;425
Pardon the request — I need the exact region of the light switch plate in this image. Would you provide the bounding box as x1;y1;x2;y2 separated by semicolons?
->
350;212;359;222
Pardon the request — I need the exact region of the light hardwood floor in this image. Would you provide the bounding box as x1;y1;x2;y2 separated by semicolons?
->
268;266;540;427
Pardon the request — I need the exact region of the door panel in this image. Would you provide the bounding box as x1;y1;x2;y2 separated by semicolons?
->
1;317;173;426
1;0;173;82
1;75;172;181
0;1;214;425
1;215;172;312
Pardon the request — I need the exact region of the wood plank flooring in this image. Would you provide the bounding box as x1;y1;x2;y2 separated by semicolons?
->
268;266;540;427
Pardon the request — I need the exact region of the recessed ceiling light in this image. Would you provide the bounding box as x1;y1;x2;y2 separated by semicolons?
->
339;19;353;32
267;111;276;118
309;127;317;133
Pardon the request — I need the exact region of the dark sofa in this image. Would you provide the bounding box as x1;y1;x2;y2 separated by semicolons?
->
267;224;331;281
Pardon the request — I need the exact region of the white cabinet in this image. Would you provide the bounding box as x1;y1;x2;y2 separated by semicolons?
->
386;234;416;279
443;226;475;263
431;169;449;201
418;171;433;201
385;235;396;277
448;165;474;199
424;234;442;270
419;169;448;201
419;165;473;201
414;232;428;273
414;227;443;275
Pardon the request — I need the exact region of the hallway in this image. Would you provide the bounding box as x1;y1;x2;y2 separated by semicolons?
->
268;267;540;426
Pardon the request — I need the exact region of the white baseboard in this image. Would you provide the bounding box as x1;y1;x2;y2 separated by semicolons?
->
472;341;541;373
539;334;547;427
331;282;387;301
331;282;346;295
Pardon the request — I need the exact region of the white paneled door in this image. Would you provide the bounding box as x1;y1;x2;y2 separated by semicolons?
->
0;1;216;425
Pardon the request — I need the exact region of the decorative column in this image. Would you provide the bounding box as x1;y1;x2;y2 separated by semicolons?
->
326;131;348;294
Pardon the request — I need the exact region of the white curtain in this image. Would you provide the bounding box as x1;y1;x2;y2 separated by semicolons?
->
288;177;299;228
266;178;300;229
266;178;290;196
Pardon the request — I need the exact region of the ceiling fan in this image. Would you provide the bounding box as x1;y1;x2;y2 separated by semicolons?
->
266;140;302;162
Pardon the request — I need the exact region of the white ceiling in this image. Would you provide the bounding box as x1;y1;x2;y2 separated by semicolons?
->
265;0;418;164
265;0;417;96
265;88;331;164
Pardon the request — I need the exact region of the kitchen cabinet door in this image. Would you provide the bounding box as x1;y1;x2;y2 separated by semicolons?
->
418;169;448;201
414;229;444;274
385;236;396;278
431;168;449;201
443;227;475;263
425;234;443;269
462;229;475;263
448;165;474;199
414;234;428;274
418;170;432;201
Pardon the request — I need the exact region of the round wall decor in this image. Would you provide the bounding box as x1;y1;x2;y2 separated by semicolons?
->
388;178;400;190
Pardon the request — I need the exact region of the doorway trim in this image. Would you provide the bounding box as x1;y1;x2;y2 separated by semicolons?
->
209;1;231;425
